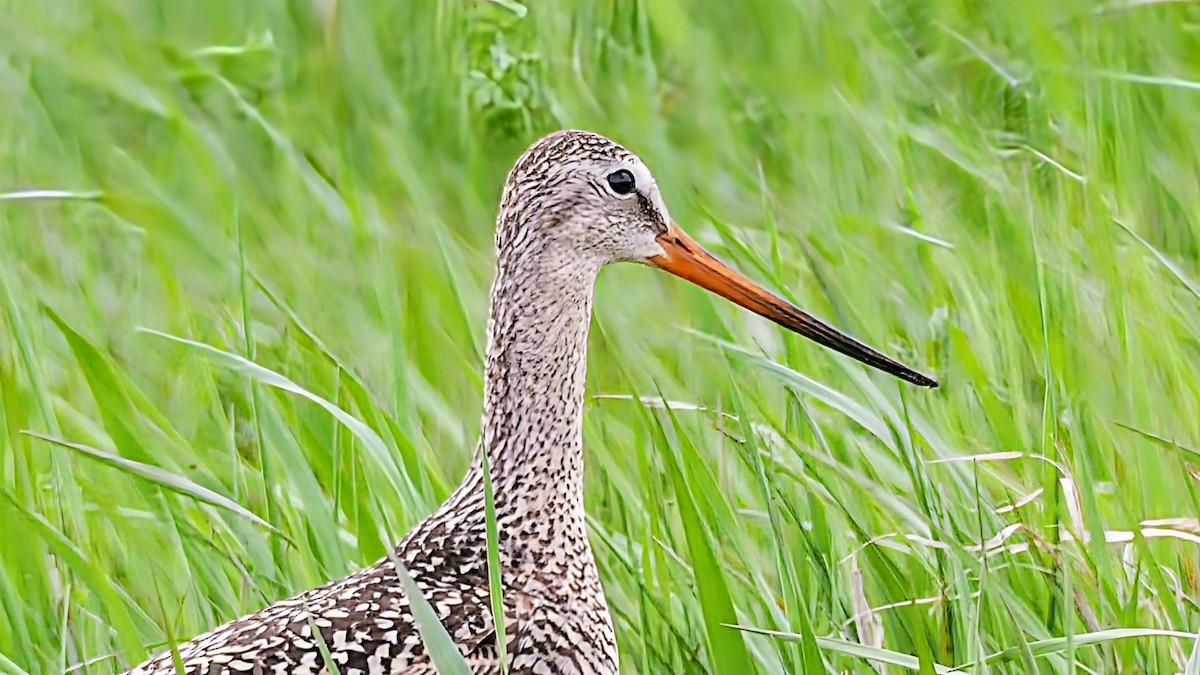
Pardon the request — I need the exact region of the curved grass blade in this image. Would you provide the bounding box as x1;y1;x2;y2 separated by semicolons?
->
1114;218;1200;300
683;330;896;450
136;328;420;514
726;624;963;673
1113;421;1200;459
44;307;170;465
23;431;282;537
252;275;445;498
973;628;1196;666
0;651;32;675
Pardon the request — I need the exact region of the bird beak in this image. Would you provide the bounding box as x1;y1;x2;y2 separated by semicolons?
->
648;223;938;388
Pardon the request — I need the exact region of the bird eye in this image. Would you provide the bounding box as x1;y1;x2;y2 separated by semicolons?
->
606;169;636;195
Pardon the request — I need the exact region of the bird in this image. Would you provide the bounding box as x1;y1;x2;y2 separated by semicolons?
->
126;129;936;675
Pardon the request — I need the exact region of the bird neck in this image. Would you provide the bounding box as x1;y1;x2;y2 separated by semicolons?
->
476;247;602;532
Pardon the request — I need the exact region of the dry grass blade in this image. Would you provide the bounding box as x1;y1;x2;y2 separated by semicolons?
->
725;624;963;673
972;628;1197;666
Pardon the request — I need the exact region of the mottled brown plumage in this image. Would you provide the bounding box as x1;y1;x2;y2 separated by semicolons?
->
128;130;935;675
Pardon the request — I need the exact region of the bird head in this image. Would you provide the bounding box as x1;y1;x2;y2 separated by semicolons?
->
495;130;937;388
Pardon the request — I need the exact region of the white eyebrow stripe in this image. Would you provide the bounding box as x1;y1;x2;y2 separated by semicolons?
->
624;161;671;223
628;162;655;191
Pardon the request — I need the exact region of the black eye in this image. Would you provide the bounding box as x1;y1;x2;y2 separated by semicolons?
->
606;169;636;195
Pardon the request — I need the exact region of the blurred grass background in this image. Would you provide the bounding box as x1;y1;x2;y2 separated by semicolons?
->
3;0;1200;672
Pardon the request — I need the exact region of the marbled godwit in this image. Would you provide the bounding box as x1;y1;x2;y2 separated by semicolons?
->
128;129;935;675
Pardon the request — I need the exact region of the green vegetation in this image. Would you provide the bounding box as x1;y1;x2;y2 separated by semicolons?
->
2;1;1199;672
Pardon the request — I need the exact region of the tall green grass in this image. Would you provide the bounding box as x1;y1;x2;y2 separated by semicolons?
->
2;0;1199;672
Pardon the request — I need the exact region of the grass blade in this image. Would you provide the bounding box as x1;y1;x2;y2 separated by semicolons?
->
1114;219;1200;300
1113;421;1200;459
23;431;282;536
136;328;420;513
480;448;509;674
386;551;473;675
975;628;1196;666
0;651;32;675
657;404;754;674
727;624;962;673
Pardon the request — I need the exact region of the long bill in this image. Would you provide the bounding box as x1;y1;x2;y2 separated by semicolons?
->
648;223;938;388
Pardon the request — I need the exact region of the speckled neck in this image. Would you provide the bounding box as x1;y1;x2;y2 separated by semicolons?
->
476;243;602;533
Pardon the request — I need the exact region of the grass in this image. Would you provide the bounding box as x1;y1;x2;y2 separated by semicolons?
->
2;0;1200;672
